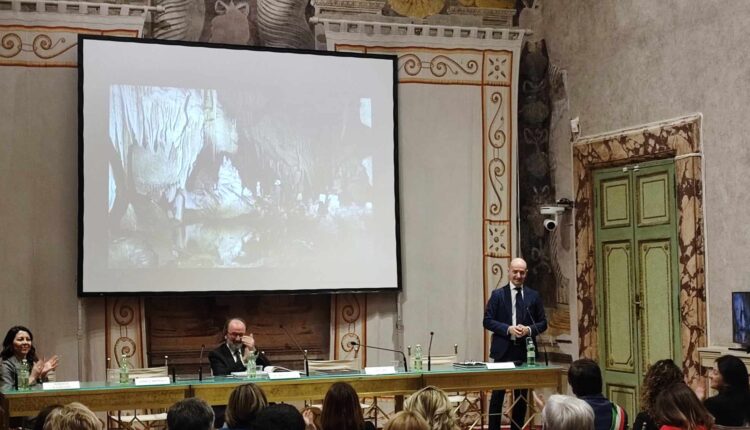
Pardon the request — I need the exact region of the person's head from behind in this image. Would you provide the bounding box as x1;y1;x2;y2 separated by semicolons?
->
253;404;305;430
224;383;268;428
167;397;214;430
653;382;713;430
404;386;458;430
710;354;749;393
384;411;429;430
641;359;684;412
33;404;62;430
1;325;37;361
321;382;366;430
43;402;101;430
568;358;602;397
541;394;594;430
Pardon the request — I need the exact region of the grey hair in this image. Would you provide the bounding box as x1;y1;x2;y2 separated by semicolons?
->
541;394;595;430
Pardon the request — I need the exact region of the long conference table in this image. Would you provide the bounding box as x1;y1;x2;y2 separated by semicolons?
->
1;365;563;429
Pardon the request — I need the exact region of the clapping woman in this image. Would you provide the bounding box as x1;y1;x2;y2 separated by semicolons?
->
1;326;59;391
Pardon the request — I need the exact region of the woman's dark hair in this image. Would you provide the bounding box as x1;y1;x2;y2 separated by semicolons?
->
641;359;684;413
715;355;750;393
1;325;38;362
320;382;366;430
224;383;268;428
653;382;713;430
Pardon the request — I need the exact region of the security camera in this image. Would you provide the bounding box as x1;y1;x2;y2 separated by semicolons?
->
540;206;565;231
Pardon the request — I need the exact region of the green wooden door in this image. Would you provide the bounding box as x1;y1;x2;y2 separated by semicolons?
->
593;159;681;419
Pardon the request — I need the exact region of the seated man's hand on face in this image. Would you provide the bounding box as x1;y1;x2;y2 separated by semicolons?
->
242;334;256;357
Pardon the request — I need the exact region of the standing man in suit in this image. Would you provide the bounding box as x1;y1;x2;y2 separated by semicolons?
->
209;317;271;376
483;258;548;430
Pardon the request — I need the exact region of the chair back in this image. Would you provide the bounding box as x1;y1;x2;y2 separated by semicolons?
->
307;359;359;374
106;366;168;382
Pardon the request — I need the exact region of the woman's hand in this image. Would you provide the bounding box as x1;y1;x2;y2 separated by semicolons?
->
302;409;316;429
39;355;59;379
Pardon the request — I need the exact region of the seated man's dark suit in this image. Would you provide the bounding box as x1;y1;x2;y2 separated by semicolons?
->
483;283;547;430
208;344;271;376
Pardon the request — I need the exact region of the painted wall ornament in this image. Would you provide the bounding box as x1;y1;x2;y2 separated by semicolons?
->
210;0;254;44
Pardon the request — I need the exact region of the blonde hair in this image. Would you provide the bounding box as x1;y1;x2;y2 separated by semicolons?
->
43;402;102;430
404;386;459;430
384;411;430;430
224;383;268;428
541;394;594;430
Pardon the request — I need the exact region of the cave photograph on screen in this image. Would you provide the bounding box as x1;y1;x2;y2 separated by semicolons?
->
106;84;379;269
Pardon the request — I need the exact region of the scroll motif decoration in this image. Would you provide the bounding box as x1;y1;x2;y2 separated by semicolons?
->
0;33;22;58
113;299;136;326
487;158;505;216
397;53;480;78
487;91;506;149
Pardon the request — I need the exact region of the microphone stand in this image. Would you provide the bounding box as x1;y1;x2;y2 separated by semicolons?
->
427;332;434;371
280;324;309;376
350;341;408;372
198;344;205;381
521;299;549;366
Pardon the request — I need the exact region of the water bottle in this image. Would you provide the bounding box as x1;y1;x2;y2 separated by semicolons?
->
119;353;130;384
17;359;30;390
526;337;536;367
414;344;423;371
246;352;257;378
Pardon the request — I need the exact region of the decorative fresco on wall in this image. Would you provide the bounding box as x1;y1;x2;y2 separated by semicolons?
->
514;0;572;363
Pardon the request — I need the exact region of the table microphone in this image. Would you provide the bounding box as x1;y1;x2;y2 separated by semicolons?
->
280;324;309;376
349;341;408;372
427;331;434;371
198;344;205;381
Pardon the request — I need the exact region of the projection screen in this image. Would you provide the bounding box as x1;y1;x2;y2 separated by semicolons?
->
78;36;400;295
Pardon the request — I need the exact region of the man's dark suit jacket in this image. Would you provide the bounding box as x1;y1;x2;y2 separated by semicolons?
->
483;284;548;360
208;344;272;376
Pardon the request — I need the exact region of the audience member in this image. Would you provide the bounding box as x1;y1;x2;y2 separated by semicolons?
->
302;406;322;430
223;383;268;429
1;325;59;391
167;397;215;430
383;411;430;430
701;355;750;426
653;382;713;430
32;404;62;430
541;394;595;430
253;404;305;430
404;386;459;430
320;382;375;430
43;402;102;430
568;359;627;430
634;359;684;430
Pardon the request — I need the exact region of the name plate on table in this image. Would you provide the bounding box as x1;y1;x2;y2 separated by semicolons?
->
486;362;516;370
364;366;397;375
267;371;301;380
134;377;172;386
42;381;81;390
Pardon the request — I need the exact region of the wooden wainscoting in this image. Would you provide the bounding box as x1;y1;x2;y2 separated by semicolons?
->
144;295;331;375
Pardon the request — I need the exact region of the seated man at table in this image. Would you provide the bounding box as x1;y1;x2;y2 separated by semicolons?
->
209;317;271;376
568;359;627;430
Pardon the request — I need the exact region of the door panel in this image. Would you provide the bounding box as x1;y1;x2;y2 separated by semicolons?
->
640;240;675;364
603;242;635;372
602;178;631;228
594;159;680;422
637;172;671;226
